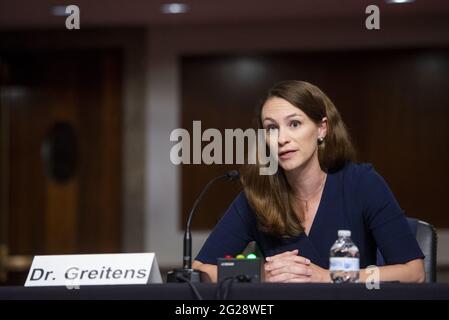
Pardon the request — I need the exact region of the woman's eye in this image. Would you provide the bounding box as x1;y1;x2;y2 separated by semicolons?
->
266;125;277;132
290;120;301;128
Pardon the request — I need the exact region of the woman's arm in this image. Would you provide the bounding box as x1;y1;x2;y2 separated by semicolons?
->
193;193;257;280
192;260;218;283
265;251;425;283
310;258;425;283
357;166;425;276
360;258;425;283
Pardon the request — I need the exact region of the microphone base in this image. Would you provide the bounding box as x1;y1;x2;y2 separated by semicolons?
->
166;268;206;283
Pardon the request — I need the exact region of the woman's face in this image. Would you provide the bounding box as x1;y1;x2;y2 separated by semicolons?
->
261;97;327;172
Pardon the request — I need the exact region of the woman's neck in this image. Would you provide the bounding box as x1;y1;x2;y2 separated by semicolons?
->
285;156;327;201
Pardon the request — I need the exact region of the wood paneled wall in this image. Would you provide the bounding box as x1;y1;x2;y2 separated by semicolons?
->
1;50;123;256
181;48;449;230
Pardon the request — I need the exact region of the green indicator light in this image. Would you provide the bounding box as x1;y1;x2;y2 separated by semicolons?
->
246;253;257;259
236;254;245;259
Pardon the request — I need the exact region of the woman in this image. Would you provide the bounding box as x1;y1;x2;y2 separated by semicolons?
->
193;80;425;283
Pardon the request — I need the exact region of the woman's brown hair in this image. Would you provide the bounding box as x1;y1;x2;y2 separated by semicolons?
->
241;80;356;238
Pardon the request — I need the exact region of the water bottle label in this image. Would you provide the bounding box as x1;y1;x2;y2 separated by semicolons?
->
329;257;359;272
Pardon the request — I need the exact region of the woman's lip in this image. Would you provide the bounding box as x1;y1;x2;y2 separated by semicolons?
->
279;150;297;159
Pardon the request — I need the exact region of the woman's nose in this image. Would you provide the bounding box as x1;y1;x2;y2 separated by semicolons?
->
277;127;290;146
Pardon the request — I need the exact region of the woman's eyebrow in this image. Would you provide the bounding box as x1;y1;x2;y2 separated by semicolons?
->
285;113;303;119
262;113;303;123
262;117;277;123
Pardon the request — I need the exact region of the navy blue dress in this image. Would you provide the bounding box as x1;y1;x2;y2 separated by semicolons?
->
196;163;424;269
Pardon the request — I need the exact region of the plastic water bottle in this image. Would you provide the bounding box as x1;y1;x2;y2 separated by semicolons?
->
329;230;360;283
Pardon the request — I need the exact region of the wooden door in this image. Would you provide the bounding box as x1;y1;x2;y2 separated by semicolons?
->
0;50;122;285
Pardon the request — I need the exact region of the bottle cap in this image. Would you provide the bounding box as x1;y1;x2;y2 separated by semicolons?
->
338;230;351;237
246;253;257;259
236;254;245;259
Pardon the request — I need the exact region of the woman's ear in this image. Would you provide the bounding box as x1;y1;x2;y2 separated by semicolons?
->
318;117;328;139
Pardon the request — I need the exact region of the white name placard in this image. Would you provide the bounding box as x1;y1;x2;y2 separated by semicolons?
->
24;253;162;287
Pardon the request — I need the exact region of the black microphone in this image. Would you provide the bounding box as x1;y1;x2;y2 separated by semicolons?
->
167;170;240;283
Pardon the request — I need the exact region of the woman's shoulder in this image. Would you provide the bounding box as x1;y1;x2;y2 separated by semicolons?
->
341;162;377;178
340;161;375;176
338;162;394;202
337;161;384;187
227;190;258;225
232;191;254;213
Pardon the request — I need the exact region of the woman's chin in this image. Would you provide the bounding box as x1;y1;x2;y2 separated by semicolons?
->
279;156;312;172
279;160;301;172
